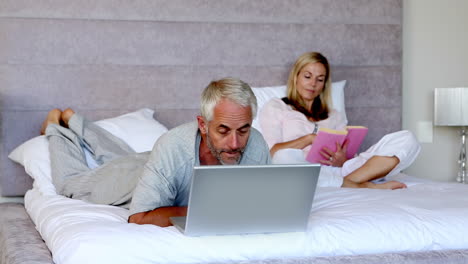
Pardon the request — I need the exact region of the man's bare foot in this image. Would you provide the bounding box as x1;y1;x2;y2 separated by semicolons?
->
61;108;75;128
40;109;62;135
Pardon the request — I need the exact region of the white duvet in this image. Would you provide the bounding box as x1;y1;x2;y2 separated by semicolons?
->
25;174;468;264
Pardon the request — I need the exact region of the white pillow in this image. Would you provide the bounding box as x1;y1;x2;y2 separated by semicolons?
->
251;80;347;132
94;108;168;153
8;108;168;195
8;135;56;195
331;80;347;121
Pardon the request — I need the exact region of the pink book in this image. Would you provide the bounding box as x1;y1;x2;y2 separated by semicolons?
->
305;126;368;163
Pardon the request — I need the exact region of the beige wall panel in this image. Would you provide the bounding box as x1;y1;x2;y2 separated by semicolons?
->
347;107;401;150
0;0;402;195
1;65;399;110
1;0;401;24
1;19;401;67
334;66;401;108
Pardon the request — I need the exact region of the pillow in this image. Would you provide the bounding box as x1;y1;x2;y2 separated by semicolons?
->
331;80;347;121
8;135;56;195
8;108;169;195
94;108;168;153
251;80;347;133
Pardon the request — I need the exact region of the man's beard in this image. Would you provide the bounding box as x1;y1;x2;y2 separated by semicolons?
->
205;132;245;165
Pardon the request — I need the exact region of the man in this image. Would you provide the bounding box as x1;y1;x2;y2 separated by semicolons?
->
128;78;271;226
42;77;270;227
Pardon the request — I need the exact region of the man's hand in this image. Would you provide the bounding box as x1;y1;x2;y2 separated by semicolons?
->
319;140;349;167
128;206;187;227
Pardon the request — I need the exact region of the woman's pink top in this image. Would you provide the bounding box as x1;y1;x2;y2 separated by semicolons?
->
259;98;347;156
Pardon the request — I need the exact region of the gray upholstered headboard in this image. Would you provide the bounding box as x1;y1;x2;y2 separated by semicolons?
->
0;0;402;196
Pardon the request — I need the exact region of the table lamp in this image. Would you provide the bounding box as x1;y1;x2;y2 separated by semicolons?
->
434;87;468;183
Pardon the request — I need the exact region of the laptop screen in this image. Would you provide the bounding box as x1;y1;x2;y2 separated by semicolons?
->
175;164;320;236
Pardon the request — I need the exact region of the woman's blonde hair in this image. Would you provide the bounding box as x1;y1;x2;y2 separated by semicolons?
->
286;52;332;121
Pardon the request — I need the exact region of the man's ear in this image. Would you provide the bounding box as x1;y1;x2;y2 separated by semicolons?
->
197;116;207;134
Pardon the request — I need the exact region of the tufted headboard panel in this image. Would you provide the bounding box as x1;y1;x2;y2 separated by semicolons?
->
0;0;402;196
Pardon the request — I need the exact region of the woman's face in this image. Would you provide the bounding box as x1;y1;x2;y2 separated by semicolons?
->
295;62;327;105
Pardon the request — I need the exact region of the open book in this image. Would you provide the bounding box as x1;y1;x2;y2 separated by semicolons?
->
305;126;368;163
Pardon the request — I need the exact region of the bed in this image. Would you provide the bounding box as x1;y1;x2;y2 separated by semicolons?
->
2;0;468;263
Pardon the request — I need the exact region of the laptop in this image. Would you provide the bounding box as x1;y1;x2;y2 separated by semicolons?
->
170;163;320;236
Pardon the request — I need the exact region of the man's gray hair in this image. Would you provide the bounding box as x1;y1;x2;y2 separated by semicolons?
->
200;77;257;121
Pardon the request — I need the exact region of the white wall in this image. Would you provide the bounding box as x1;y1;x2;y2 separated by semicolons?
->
403;0;468;181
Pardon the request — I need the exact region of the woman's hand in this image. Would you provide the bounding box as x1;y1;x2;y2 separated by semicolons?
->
319;140;349;167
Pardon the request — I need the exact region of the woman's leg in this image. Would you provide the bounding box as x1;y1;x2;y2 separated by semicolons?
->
339;130;421;190
345;155;400;183
341;156;406;189
341;130;421;178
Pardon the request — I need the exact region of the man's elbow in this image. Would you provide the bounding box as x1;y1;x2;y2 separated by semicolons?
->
128;212;146;224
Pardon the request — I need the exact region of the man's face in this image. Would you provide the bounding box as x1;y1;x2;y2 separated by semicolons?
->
200;99;252;165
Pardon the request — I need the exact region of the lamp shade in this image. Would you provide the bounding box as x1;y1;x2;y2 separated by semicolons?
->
434;87;468;126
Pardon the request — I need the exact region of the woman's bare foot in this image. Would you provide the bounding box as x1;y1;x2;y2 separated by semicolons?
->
61;108;75;128
40;109;62;135
361;180;407;190
342;179;407;190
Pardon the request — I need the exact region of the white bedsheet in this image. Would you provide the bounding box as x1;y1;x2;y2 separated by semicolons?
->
25;174;468;264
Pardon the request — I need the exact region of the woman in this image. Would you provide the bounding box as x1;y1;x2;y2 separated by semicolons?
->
260;52;420;189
